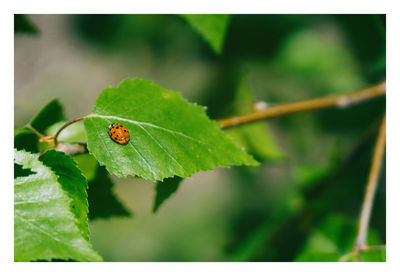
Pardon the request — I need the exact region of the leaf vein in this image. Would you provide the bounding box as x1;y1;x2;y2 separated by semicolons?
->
137;124;185;173
102;117;157;179
15;214;70;246
90;119;123;176
111;97;164;118
88;114;208;146
14;200;51;205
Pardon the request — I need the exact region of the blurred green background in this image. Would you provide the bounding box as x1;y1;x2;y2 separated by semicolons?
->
14;14;386;261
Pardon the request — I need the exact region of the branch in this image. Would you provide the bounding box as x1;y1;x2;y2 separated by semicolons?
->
53;116;85;146
37;117;85;154
339;244;386;262
353;113;386;260
45;81;386;155
216;82;386;129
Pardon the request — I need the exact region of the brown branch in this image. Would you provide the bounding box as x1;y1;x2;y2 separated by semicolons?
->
353;113;386;260
49;81;386;156
216;82;386;129
53;116;85;146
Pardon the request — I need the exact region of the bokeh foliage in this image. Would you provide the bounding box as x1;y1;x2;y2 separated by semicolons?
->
15;14;385;262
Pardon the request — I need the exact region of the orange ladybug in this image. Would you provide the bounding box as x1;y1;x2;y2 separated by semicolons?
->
108;123;130;145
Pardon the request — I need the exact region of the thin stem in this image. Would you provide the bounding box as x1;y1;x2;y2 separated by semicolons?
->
339;244;386;262
365;244;386;251
354;113;386;260
26;124;44;138
54;116;85;146
216;82;386;129
50;81;386;155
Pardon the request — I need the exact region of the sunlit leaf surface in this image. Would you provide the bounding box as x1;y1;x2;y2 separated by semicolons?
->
14;149;102;262
84;78;257;181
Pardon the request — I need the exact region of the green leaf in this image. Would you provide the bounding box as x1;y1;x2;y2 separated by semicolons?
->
72;153;130;220
87;166;131;220
73;154;98;182
72;153;129;220
14;14;39;34
180;14;230;54
14;149;102;262
30;99;65;134
14;127;39;153
295;215;354;261
15;99;66;153
84;78;257;181
14;163;36;178
14;126;28;137
295;231;341;261
153;176;183;213
39;150;90;241
225;72;285;161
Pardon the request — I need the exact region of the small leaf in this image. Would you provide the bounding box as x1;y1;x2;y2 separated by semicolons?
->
73;153;98;182
14;163;36;178
84;78;257;181
295;231;341;262
30;99;65;134
73;154;130;220
14;127;40;153
153;176;183;213
14;149;102;262
15;99;65;153
39;150;90;241
180;14;230;54
87;166;131;220
14;14;39;34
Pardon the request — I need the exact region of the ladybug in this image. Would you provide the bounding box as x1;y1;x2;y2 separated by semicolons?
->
108;123;130;145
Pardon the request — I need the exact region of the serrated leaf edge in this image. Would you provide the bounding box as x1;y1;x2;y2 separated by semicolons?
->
14;149;102;262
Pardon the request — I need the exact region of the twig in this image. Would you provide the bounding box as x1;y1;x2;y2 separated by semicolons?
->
364;244;386;251
339;244;386;262
216;82;386;129
48;81;386;155
53;116;85;146
55;142;88;155
26;124;44;138
353;113;386;260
